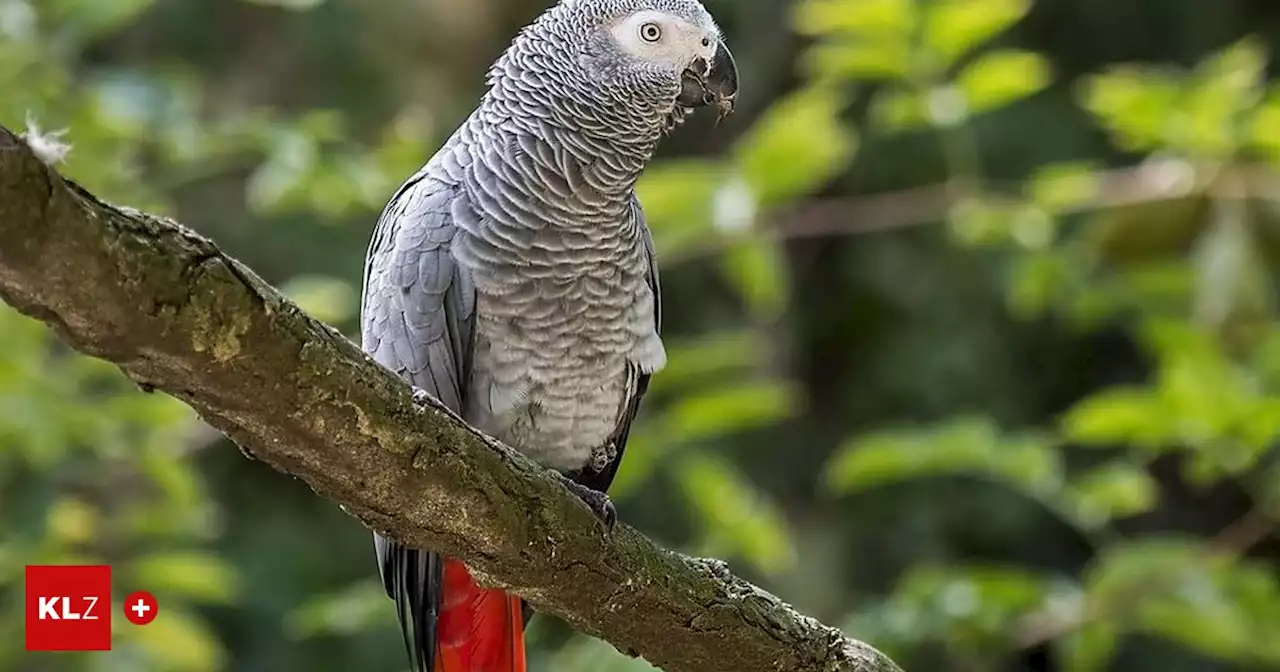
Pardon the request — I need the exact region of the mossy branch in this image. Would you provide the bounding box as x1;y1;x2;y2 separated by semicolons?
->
0;123;901;672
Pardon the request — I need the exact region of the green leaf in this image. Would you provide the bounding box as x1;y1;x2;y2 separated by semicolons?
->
118;605;226;672
1062;461;1159;529
1080;66;1182;152
1086;539;1280;664
947;196;1044;247
372;107;438;181
664;380;799;444
1114;321;1280;463
635;158;723;257
1084;537;1203;606
1007;250;1068;320
1180;37;1268;156
803;41;912;80
1192;37;1267;95
1056;623;1119;672
909;563;1051;613
1060;387;1168;448
1027;162;1101;213
246;127;320;213
677;452;796;574
648;330;767;395
1113;261;1196;316
855;563;1059;651
1083;39;1267;156
1139;319;1223;367
1262;461;1280;516
1009;204;1055;249
869;86;930;132
1247;90;1280;161
600;366;796;505
720;236;788;320
1238;398;1280;454
735;86;856;205
1252;328;1280;390
794;0;915;37
286;579;394;638
824;417;1063;498
923;0;1031;65
957;49;1051;114
45;498;98;545
128;551;240;604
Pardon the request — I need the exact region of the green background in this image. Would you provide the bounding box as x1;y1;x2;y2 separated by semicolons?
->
4;0;1280;670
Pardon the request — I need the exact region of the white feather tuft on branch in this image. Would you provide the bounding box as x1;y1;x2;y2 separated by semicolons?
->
20;114;72;166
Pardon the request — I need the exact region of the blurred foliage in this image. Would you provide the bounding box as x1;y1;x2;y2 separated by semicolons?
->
5;0;1280;670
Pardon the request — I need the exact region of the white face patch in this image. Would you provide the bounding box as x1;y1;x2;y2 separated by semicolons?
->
608;9;718;72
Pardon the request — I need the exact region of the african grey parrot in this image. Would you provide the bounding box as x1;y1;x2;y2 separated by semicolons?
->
359;0;738;669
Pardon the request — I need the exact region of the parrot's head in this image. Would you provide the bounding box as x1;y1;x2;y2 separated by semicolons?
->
490;0;739;140
595;0;739;126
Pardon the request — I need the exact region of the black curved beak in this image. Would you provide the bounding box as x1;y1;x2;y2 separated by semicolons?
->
677;39;739;118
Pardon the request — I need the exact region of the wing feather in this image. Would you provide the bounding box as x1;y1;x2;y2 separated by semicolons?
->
362;170;475;672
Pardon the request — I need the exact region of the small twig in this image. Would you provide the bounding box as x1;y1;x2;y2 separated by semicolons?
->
1205;506;1276;557
664;158;1280;267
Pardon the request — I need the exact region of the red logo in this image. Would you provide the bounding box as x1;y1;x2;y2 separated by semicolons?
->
24;565;112;651
123;590;158;625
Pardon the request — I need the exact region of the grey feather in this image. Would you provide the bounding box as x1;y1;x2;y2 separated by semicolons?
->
362;171;475;672
570;194;661;492
359;0;729;667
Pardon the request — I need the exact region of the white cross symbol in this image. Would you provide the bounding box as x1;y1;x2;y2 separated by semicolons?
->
131;599;151;619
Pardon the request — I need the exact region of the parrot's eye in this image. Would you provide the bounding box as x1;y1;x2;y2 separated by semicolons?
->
639;22;662;43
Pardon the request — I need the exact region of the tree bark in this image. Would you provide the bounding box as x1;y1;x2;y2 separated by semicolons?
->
0;124;901;672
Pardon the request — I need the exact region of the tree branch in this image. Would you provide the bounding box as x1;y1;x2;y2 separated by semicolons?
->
0;124;900;672
665;157;1280;268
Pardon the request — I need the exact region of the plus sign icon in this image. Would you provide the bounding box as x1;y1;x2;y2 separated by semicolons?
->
123;590;158;625
26;565;161;651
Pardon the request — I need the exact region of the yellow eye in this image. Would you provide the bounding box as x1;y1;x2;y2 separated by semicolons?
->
639;22;662;42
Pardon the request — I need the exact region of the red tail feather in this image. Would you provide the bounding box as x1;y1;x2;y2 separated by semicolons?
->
433;558;526;672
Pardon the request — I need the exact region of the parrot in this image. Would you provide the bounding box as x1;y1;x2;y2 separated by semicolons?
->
359;0;738;670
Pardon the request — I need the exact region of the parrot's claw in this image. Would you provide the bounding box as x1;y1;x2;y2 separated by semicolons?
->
555;473;617;532
410;386;433;405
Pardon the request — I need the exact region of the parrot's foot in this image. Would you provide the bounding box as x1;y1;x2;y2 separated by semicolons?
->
555;473;617;532
410;386;434;406
409;386;466;422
